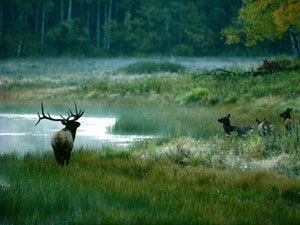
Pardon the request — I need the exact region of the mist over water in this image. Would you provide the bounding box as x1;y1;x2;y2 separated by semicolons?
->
0;57;264;77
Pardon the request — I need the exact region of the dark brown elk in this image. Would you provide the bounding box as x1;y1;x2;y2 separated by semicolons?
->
35;102;84;166
280;108;293;131
217;114;253;136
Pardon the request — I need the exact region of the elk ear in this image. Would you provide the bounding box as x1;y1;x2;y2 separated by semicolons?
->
61;121;67;125
227;114;230;118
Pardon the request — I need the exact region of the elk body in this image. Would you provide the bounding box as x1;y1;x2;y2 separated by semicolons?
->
280;108;293;131
35;102;84;166
256;118;272;136
217;114;253;136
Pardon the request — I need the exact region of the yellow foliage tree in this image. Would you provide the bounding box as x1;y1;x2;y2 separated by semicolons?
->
222;0;300;57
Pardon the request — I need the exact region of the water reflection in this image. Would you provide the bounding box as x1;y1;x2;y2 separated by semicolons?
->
0;113;154;154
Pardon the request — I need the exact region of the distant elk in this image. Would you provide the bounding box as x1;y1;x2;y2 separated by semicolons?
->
256;118;272;136
217;114;253;136
35;102;84;166
280;108;293;131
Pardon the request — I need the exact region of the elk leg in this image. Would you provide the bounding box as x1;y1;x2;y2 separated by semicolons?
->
53;149;64;166
65;151;71;166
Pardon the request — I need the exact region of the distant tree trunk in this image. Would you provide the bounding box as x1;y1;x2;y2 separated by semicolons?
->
68;0;72;21
41;3;46;46
61;0;64;23
0;5;3;37
17;13;27;58
17;36;23;58
106;0;112;50
96;2;101;48
103;4;107;49
34;4;39;42
87;3;90;44
290;29;300;58
11;6;15;23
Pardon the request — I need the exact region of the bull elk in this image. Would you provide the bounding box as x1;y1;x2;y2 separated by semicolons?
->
35;102;84;166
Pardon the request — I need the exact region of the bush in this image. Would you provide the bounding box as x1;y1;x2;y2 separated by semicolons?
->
119;61;186;74
224;94;238;104
181;88;212;105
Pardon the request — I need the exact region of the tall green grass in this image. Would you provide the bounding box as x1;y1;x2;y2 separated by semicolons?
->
1;149;300;225
82;70;300;105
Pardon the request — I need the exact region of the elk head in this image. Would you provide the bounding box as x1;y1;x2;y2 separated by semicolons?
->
218;114;253;136
217;114;235;135
280;108;293;131
35;102;84;166
280;108;292;120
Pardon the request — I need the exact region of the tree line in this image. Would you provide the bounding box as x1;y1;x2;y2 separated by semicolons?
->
0;0;294;58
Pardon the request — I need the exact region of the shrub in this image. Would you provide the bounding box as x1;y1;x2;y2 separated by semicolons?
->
119;61;185;74
207;94;219;105
224;94;238;104
181;88;210;105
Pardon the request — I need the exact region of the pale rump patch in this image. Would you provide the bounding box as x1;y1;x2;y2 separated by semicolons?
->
51;131;66;148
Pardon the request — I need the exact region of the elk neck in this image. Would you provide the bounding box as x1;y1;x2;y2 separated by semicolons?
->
63;125;78;141
223;122;236;134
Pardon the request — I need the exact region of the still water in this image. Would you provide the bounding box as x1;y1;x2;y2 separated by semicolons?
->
0;113;153;154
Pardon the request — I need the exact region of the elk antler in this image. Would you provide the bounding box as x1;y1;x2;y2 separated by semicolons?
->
35;102;65;126
60;101;85;121
35;101;84;126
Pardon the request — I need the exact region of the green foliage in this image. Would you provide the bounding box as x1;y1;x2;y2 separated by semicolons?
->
171;44;194;56
0;35;18;58
119;61;186;74
45;20;89;56
222;0;300;56
0;0;290;57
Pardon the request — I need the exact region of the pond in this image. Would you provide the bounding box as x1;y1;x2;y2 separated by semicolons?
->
0;112;154;155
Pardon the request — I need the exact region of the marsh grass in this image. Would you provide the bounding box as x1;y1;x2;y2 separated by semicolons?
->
2;59;300;106
1;148;300;225
1;58;300;224
0;61;300;111
111;105;228;138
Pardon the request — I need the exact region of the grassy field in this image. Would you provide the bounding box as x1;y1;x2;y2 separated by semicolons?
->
1;147;300;225
1;58;300;224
